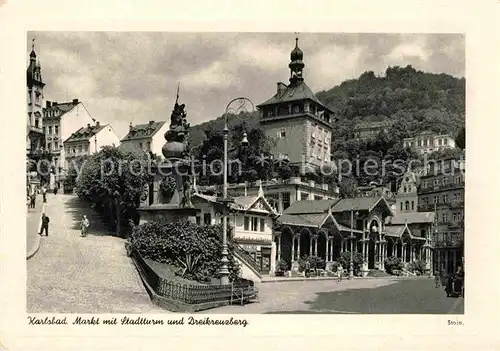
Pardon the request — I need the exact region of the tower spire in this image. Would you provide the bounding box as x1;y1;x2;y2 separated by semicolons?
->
175;83;180;104
289;35;304;85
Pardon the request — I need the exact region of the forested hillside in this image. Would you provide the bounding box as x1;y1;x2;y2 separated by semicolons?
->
190;65;465;151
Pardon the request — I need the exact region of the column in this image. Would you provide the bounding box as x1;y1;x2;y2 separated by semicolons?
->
445;250;449;274
401;244;406;262
270;241;277;275
309;235;313;256
277;235;281;262
381;241;386;270
314;236;318;257
292;235;296;262
297;234;301;260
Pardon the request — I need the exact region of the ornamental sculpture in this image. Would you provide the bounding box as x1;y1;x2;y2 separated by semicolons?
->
162;85;191;160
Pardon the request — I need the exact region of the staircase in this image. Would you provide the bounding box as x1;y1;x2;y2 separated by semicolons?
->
232;243;262;282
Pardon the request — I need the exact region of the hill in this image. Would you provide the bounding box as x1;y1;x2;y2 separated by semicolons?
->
189;65;465;150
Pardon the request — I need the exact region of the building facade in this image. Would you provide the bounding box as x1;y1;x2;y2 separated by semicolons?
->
27;43;45;156
395;171;420;213
257;38;335;168
64;122;121;168
418;157;465;275
403;131;456;154
42;99;95;183
120;121;169;157
354;119;392;141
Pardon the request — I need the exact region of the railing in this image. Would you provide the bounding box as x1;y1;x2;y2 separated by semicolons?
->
232;242;262;274
132;249;258;306
418;201;464;212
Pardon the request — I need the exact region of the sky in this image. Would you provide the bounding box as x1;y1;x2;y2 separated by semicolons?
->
28;32;465;140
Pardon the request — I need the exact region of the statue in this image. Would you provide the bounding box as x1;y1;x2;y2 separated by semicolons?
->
180;176;194;208
163;84;191;160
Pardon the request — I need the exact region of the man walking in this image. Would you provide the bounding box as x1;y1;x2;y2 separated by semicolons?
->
39;213;50;236
42;187;47;203
337;263;343;283
80;215;90;237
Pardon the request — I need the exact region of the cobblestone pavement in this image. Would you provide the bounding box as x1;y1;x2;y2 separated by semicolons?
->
26;194;43;257
26;195;166;313
206;278;399;314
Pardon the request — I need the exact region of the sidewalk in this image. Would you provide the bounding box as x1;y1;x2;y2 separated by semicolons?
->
26;195;44;259
27;194;165;313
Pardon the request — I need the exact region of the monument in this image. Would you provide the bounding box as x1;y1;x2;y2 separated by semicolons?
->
137;87;200;224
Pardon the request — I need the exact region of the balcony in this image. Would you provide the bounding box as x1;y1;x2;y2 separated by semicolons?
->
28;125;44;134
419;182;465;194
434;239;464;248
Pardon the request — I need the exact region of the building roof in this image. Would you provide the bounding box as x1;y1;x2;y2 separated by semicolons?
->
354;119;392;130
64;124;107;143
385;211;435;225
192;190;278;216
121;121;166;141
257;81;332;112
43;101;80;117
282;199;338;215
278;211;364;233
330;196;392;214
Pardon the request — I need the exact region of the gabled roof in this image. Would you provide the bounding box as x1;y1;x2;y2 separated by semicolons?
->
278;211;364;233
257;81;332;113
64;124;107;143
385;211;435;225
385;222;426;240
282;199;338;215
330;196;392;214
192;192;278;216
43;102;79;117
121;121;166;141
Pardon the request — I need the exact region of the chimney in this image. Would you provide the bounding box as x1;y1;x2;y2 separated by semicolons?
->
149;120;154;125
53;102;58;106
46;101;51;108
87;123;91;129
73;98;79;105
96;121;100;127
129;122;133;131
277;82;287;95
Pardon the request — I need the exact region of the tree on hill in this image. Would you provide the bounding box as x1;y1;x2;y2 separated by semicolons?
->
455;126;465;150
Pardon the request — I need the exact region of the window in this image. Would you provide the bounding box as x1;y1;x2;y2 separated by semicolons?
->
434;196;439;204
48;126;52;135
203;213;211;225
78;145;82;154
72;147;76;154
442;212;448;223
455;176;461;184
139;142;143;149
400;202;403;211
47;142;51;150
452;213;459;222
423;181;428;188
454;193;461;201
83;144;88;152
293;105;300;114
196;216;201;225
55;125;59;135
423;197;429;204
282;192;290;210
403;186;407;193
54;142;58;150
244;217;250;231
411;201;414;211
251;217;258;231
280;128;286;138
444;138;448;145
43;126;46;135
443;177;447;185
259;218;265;232
312;124;317;139
405;201;409;211
146;141;151;150
301;192;309;201
443;194;448;203
438;139;442;146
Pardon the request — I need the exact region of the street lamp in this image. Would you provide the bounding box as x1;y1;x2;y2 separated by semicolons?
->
219;97;255;285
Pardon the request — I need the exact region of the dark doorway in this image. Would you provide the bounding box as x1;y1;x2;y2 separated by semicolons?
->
368;240;375;269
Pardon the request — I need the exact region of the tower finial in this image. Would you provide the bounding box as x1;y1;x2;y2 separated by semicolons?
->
32;38;35;51
175;83;180;104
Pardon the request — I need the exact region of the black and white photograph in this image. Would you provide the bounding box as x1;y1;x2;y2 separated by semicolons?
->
25;31;467;315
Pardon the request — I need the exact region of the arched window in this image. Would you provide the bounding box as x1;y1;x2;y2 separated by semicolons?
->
405;201;409;211
411;201;414;211
403;186;407;193
400;202;403;211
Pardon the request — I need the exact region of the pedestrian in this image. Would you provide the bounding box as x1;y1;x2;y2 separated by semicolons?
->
42;187;47;203
337;263;343;283
39;213;50;236
305;260;311;278
434;270;440;288
30;193;36;209
80;215;90;237
27;196;31;212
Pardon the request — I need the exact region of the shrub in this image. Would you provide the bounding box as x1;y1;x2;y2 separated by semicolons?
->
298;255;326;272
338;251;364;275
276;259;288;272
130;218;240;283
408;260;426;274
384;255;403;275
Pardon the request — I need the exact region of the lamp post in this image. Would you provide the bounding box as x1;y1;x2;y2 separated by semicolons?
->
219;97;255;285
349;209;359;279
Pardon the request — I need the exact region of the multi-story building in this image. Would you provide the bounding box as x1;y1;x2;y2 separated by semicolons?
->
27;42;45;156
42;99;95;184
257;38;335;168
418;156;465;275
64;122;121;168
120;121;169;157
395;171;420;213
354;119;392;141
403;130;456;154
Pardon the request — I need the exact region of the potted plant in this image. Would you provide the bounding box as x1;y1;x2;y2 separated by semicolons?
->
275;259;288;276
